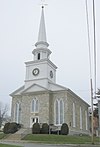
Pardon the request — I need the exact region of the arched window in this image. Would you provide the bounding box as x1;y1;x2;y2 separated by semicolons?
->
56;100;59;124
85;110;88;130
73;102;76;127
80;106;82;129
32;99;38;112
60;100;64;124
15;102;21;124
55;99;64;125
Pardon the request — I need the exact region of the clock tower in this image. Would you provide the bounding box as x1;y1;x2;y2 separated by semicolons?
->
25;6;57;89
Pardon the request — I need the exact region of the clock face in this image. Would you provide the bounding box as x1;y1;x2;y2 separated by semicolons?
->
50;70;53;78
32;68;39;76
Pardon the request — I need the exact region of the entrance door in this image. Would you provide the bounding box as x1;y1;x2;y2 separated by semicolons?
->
30;117;39;128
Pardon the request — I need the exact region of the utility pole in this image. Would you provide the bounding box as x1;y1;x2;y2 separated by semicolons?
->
85;1;94;143
90;78;94;144
98;100;100;136
92;0;96;143
96;92;100;136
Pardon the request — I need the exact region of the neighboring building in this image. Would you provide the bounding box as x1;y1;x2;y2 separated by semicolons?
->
91;101;100;136
10;6;90;135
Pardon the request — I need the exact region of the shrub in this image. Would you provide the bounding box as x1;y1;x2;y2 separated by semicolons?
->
17;123;21;129
41;123;49;134
8;122;18;133
3;122;21;134
32;122;40;134
61;123;69;135
3;122;10;134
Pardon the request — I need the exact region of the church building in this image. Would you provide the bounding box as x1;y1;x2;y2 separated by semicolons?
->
10;6;90;135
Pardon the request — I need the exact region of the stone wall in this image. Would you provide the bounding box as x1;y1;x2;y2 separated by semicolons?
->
67;90;89;135
11;89;90;135
20;92;50;128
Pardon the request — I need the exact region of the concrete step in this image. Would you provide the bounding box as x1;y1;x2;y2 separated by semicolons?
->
15;128;28;134
6;134;22;140
4;128;31;140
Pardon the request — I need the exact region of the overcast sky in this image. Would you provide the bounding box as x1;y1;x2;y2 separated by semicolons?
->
0;0;100;113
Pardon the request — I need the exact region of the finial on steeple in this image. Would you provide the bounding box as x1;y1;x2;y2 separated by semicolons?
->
40;0;47;8
35;1;49;48
42;6;44;9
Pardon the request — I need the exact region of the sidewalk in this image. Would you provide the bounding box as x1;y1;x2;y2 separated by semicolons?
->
0;139;100;147
0;139;24;146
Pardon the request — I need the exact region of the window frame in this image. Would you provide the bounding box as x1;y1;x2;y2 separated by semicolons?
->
73;102;76;128
80;106;82;129
31;98;39;113
15;102;21;124
54;99;64;126
85;110;88;130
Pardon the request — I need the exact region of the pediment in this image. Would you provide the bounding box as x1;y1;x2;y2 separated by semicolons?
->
10;85;25;96
21;84;48;94
10;82;68;96
48;82;68;91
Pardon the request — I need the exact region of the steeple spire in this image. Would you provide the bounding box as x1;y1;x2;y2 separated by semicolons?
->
35;6;49;48
38;6;47;42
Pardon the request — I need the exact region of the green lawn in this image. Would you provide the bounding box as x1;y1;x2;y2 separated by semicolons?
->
0;144;22;147
0;133;100;145
23;134;100;144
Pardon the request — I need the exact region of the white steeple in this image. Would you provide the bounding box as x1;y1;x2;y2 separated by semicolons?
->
25;5;57;89
35;6;49;48
33;6;51;61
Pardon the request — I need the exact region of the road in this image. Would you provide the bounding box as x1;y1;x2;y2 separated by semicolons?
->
24;144;76;147
24;143;100;147
0;140;100;147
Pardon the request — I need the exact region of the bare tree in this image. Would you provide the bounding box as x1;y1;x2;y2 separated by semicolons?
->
0;102;9;128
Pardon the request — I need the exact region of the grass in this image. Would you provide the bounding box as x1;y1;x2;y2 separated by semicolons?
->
0;144;22;147
23;134;100;144
0;132;100;145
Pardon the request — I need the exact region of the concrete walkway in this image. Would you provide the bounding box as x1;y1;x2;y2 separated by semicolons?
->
0;140;24;146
